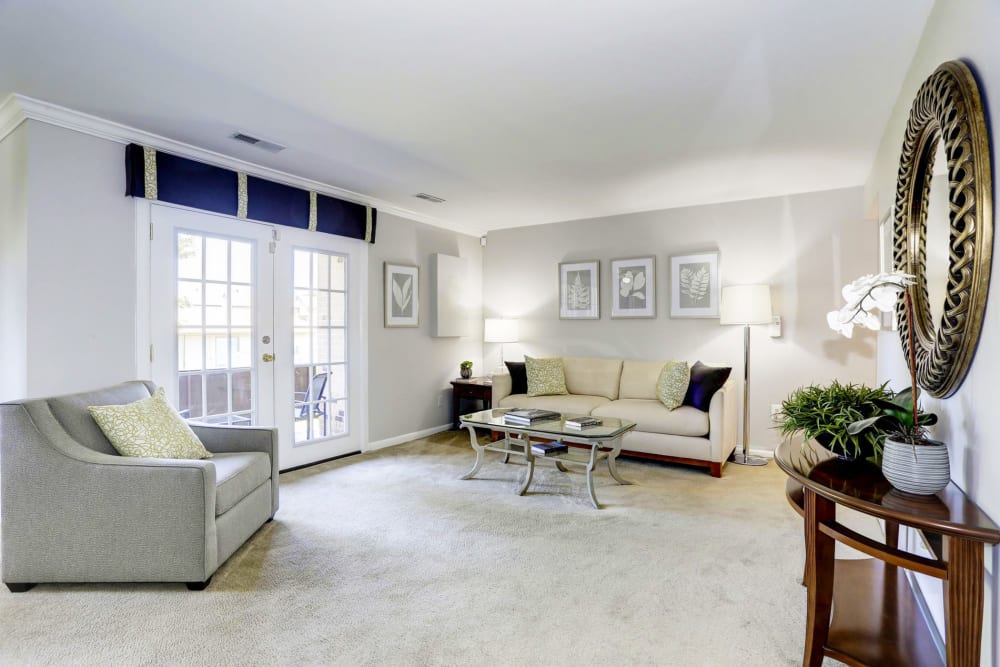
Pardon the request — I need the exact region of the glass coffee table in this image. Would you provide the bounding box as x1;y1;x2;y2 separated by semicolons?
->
458;408;636;509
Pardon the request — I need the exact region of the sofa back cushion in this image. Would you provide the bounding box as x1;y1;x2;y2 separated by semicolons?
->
46;381;154;455
619;360;669;400
562;357;623;400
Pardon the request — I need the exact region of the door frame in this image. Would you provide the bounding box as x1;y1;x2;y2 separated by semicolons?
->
134;199;369;467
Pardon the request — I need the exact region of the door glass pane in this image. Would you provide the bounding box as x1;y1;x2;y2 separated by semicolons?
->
293;248;349;444
174;231;256;426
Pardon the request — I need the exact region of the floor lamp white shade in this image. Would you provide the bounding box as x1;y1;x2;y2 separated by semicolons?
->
720;285;772;466
484;318;519;371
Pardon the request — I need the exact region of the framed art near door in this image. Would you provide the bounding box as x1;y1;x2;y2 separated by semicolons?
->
670;251;720;318
559;260;600;319
384;262;419;327
610;257;655;318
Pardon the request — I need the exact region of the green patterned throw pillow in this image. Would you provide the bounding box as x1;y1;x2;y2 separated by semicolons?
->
525;356;568;397
656;361;690;410
89;387;213;459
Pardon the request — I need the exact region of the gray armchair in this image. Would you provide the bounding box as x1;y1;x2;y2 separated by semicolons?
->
0;381;278;591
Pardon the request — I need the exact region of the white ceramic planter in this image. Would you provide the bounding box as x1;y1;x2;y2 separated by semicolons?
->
881;438;950;495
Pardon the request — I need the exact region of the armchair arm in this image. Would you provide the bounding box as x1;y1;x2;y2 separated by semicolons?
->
189;424;279;515
1;405;217;583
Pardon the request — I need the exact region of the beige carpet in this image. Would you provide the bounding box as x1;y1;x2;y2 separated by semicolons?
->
0;431;847;666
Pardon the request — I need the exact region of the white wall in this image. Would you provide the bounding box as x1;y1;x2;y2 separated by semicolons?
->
367;212;484;445
865;0;1000;659
0;123;29;401
483;186;877;452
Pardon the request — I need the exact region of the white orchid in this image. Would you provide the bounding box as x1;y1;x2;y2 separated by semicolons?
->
827;272;915;338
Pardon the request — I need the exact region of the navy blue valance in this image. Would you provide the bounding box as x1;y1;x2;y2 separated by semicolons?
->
125;143;376;243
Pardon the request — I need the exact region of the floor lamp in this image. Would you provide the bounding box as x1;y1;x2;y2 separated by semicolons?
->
484;318;519;374
720;285;772;466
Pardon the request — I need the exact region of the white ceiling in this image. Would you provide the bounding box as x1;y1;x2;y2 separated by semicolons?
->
0;0;933;235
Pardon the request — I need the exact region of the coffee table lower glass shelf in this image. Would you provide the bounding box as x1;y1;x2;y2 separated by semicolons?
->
458;408;636;509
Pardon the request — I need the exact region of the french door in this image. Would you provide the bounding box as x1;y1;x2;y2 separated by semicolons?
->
149;204;365;469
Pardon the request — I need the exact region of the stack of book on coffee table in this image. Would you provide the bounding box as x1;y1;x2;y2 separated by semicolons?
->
502;409;560;426
564;416;602;430
530;441;568;456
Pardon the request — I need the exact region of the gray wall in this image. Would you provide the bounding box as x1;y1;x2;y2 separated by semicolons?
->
483;186;877;452
865;0;999;654
367;212;483;444
0;123;29;400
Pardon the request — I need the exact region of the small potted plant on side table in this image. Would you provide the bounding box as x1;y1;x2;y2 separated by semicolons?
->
828;272;947;494
459;361;473;379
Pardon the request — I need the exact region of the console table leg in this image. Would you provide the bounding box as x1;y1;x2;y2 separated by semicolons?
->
459;424;487;480
943;536;984;667
803;489;835;667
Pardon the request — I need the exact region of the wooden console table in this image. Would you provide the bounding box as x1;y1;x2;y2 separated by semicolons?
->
774;439;999;667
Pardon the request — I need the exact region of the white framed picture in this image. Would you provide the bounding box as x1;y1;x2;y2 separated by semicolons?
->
559;260;600;319
670;251;720;318
610;257;655;318
384;262;419;327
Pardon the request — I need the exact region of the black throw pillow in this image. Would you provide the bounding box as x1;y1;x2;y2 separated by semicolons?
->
682;361;732;411
505;361;528;395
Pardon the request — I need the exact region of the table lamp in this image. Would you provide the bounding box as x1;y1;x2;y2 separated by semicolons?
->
484;318;518;374
720;284;772;466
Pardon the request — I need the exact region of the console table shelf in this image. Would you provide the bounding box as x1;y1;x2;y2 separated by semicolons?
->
775;440;1000;667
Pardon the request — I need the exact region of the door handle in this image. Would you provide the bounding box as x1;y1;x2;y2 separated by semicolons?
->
262;353;275;363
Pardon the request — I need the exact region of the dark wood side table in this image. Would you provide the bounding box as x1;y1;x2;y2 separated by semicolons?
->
774;439;1000;667
450;377;492;429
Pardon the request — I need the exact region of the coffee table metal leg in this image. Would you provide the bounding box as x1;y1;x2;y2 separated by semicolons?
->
555;461;569;473
607;437;632;485
518;454;535;496
585;443;601;509
460;424;487;480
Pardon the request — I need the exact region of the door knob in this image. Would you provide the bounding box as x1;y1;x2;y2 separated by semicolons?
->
262;353;275;363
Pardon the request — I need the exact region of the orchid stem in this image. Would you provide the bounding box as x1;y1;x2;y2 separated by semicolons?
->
905;289;918;436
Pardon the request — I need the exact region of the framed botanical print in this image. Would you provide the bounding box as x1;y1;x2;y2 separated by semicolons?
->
384;262;419;327
559;260;600;319
669;251;720;318
610;257;655;318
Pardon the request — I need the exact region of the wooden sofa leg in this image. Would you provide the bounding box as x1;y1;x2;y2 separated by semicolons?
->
185;576;212;591
709;462;723;478
5;582;36;593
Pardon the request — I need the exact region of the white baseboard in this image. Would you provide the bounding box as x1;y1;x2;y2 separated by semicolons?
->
365;423;452;452
747;447;775;459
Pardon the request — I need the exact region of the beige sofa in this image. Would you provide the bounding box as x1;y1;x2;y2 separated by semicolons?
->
491;357;737;477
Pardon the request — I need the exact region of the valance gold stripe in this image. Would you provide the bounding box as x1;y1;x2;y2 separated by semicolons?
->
142;146;158;200
365;206;373;242
308;192;318;231
237;173;248;219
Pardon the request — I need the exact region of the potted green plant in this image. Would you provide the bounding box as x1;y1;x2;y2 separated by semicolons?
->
828;272;948;494
777;381;893;461
459;360;473;379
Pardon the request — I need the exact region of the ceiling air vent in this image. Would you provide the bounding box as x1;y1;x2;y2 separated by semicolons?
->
230;132;287;154
414;192;446;203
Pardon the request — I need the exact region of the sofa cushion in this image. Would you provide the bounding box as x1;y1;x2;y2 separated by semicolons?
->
525;356;568;396
212;452;272;516
47;381;154;455
504;361;528;395
592;399;709;437
656;361;690;409
88;387;213;460
619;360;668;400
562;357;623;400
683;361;732;411
498;394;610;415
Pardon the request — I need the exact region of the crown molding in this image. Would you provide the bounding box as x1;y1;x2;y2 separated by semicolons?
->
0;93;477;235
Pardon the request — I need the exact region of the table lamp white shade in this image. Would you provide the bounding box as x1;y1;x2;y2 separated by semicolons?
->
720;285;772;325
484;318;519;343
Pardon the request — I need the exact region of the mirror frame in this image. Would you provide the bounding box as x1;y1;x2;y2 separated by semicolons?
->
894;60;993;398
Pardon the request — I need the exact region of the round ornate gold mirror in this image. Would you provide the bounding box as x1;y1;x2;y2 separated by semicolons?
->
893;60;993;398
